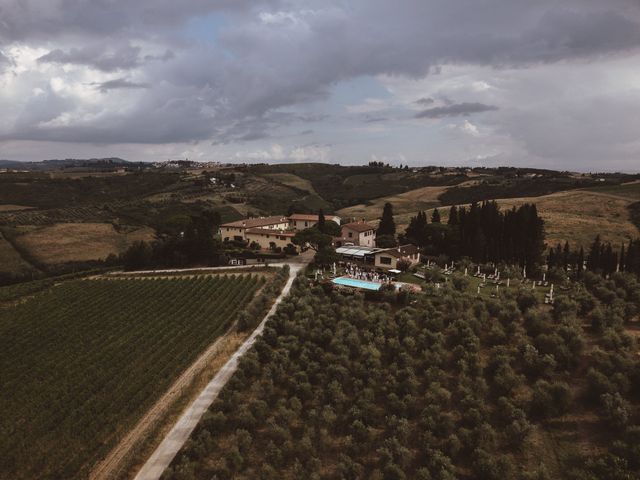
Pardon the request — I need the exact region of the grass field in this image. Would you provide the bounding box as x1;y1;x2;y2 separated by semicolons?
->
496;190;639;247
260;173;317;194
11;222;154;265
343;183;640;248
584;180;640;200
0;205;33;212
0;232;35;276
0;273;264;480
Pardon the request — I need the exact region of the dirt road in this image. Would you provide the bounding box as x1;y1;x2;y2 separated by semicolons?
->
132;262;304;480
90;319;240;480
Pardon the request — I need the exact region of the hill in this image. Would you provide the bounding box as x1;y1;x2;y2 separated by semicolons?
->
0;163;637;285
338;180;640;248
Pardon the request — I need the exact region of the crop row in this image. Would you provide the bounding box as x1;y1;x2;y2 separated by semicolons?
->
0;274;263;480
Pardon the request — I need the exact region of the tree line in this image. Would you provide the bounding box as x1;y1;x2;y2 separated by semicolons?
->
402;201;546;271
122;210;223;270
548;236;640;278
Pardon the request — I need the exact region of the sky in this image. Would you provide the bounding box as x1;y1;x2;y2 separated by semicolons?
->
1;1;640;171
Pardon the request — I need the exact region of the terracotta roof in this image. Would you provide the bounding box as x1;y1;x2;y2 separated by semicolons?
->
377;244;420;258
342;221;375;233
220;216;289;228
289;213;340;222
245;228;295;237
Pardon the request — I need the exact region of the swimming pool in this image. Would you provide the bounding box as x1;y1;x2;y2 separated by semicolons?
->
332;276;382;291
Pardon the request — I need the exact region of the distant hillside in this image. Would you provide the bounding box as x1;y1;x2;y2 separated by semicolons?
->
0;158;140;171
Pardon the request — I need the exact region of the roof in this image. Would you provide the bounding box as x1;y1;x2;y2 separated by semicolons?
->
335;246;379;258
342;221;375;233
289;213;340;222
245;228;295;237
221;216;289;228
377;244;420;258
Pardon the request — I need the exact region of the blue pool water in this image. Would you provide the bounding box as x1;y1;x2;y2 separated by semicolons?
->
332;276;382;291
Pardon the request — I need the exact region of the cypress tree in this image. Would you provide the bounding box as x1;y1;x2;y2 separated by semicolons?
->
577;246;585;278
377;202;396;237
563;241;570;270
448;205;459;225
317;209;326;233
405;211;427;246
431;208;441;223
587;236;602;272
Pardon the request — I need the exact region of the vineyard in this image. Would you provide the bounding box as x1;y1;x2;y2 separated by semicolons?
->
0;273;264;480
0;204;118;225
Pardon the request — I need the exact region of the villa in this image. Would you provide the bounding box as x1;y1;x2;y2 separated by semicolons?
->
374;245;421;270
219;216;290;242
219;213;340;251
288;213;340;231
335;221;376;247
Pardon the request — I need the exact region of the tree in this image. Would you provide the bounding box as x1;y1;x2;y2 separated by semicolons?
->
292;227;332;252
315;245;339;267
378;202;396;237
397;258;412;272
448;205;459;225
431;208;441;223
587;235;602;272
123;241;152;270
320;218;342;236
577;246;585;278
377;234;398;248
405;211;428;246
317;209;326;233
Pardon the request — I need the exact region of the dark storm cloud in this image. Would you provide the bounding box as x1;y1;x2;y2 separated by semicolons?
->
92;78;151;93
416;102;499;119
2;0;640;154
416;98;434;105
0;0;282;42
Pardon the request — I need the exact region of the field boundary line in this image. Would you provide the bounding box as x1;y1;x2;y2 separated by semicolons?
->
132;263;302;480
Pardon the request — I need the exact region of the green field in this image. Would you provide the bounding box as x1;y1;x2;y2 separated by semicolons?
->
0;274;264;480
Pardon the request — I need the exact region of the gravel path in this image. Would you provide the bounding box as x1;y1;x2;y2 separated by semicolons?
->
133;262;304;480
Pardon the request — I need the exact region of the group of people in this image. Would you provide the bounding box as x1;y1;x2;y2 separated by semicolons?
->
343;262;393;284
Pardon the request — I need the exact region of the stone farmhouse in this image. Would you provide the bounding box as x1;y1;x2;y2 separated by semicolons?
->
335;221;377;248
219;213;341;251
288;213;341;231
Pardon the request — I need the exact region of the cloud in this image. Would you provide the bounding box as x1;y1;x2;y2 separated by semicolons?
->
0;50;11;71
38;44;141;72
363;116;388;123
91;78;151;93
416;102;498;119
0;1;640;170
234;142;331;163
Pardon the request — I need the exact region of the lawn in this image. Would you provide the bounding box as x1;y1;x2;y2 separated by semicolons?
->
11;222;155;265
0;232;36;277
